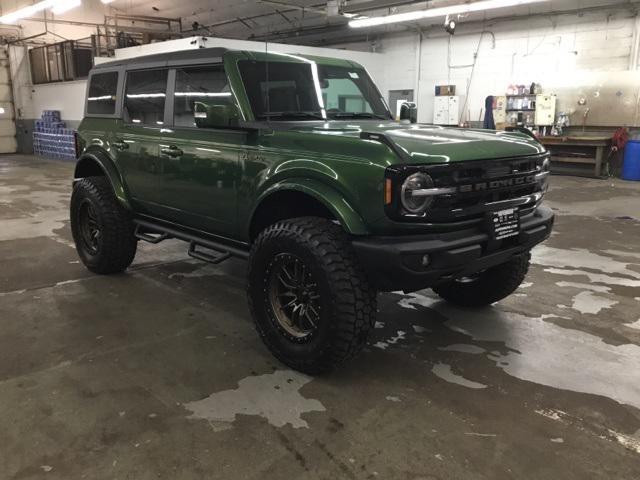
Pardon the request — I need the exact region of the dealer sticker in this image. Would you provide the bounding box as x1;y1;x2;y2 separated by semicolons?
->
489;208;520;240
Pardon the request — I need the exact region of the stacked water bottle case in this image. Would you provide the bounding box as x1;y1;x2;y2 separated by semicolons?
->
33;110;76;160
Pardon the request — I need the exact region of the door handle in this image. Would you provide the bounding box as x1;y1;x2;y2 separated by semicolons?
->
160;145;183;158
113;140;129;151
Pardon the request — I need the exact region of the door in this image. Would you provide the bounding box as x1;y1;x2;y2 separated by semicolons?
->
447;96;459;125
0;46;17;153
114;68;169;215
433;96;449;125
156;64;243;235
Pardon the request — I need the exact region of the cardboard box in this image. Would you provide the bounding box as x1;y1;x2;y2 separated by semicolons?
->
435;85;456;96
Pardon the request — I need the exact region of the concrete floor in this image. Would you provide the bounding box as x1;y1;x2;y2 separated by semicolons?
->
1;154;640;480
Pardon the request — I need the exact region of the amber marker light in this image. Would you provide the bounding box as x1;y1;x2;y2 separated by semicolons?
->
385;179;393;204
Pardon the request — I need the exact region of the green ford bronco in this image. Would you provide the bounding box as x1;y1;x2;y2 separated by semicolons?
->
71;47;554;373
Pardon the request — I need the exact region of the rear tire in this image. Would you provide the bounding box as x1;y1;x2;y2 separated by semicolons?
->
247;217;376;374
70;176;137;274
432;252;531;307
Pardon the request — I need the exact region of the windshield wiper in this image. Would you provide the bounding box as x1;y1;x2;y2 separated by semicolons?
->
262;111;326;120
329;112;389;120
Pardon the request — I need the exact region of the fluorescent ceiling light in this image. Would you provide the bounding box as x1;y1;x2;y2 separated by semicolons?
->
51;0;81;14
349;0;549;28
101;0;115;4
0;0;81;23
0;0;56;23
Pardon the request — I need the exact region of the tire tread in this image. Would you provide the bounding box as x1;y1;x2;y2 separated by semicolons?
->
247;217;376;374
70;176;137;274
432;252;531;307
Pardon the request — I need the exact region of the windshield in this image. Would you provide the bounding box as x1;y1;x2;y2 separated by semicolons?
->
238;59;392;121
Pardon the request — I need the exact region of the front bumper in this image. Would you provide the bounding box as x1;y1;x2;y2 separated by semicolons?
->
352;205;554;292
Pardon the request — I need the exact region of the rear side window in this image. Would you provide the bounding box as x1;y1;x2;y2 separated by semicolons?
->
173;65;232;127
87;72;118;115
124;69;168;125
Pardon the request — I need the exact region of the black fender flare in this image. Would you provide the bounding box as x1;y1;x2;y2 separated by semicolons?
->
74;149;131;210
248;178;369;236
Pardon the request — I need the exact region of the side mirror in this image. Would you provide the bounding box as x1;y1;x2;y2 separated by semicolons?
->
399;101;417;124
194;102;240;129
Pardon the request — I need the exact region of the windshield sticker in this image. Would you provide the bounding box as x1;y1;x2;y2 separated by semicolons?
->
348;72;359;79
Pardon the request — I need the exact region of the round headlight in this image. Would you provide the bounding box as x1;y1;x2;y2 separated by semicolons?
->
401;172;434;214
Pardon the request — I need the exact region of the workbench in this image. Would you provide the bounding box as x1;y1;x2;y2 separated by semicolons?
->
539;136;611;178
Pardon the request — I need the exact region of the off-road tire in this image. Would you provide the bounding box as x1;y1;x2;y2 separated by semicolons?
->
432;252;531;307
247;217;377;374
70;176;137;274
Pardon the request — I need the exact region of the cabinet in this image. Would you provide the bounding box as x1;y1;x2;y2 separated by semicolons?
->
493;96;506;125
433;96;459;125
534;94;556;126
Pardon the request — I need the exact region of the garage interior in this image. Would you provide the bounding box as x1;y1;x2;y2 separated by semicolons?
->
1;0;640;478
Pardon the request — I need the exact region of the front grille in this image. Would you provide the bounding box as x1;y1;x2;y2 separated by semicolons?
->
386;153;547;224
433;156;539;184
430;183;538;221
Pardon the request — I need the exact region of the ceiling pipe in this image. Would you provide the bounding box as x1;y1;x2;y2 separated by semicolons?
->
18;16;183;35
259;0;327;15
259;0;640;45
180;2;328;34
341;0;430;14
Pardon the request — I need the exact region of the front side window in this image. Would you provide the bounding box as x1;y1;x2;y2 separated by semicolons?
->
238;60;320;120
173;65;233;127
320;68;375;115
87;71;118;115
237;59;391;121
124;69;168;125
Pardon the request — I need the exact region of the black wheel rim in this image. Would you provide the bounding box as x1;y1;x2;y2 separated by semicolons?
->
267;253;321;340
78;199;101;255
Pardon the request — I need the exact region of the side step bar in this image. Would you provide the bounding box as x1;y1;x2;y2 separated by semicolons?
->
134;225;170;244
188;241;231;264
133;219;250;264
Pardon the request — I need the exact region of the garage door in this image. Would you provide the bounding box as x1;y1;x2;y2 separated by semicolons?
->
0;46;17;153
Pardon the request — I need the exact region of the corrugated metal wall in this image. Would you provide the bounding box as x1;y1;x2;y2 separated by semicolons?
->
0;46;17;153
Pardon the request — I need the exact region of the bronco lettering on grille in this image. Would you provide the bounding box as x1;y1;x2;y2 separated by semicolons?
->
458;175;536;193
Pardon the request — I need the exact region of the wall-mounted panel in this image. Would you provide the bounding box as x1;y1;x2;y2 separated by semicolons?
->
548;71;640;127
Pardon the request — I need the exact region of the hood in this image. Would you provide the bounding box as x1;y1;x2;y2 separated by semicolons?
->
297;121;546;164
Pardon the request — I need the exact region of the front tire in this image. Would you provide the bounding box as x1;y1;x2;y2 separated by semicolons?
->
247;217;376;374
70;176;137;274
432;252;531;307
